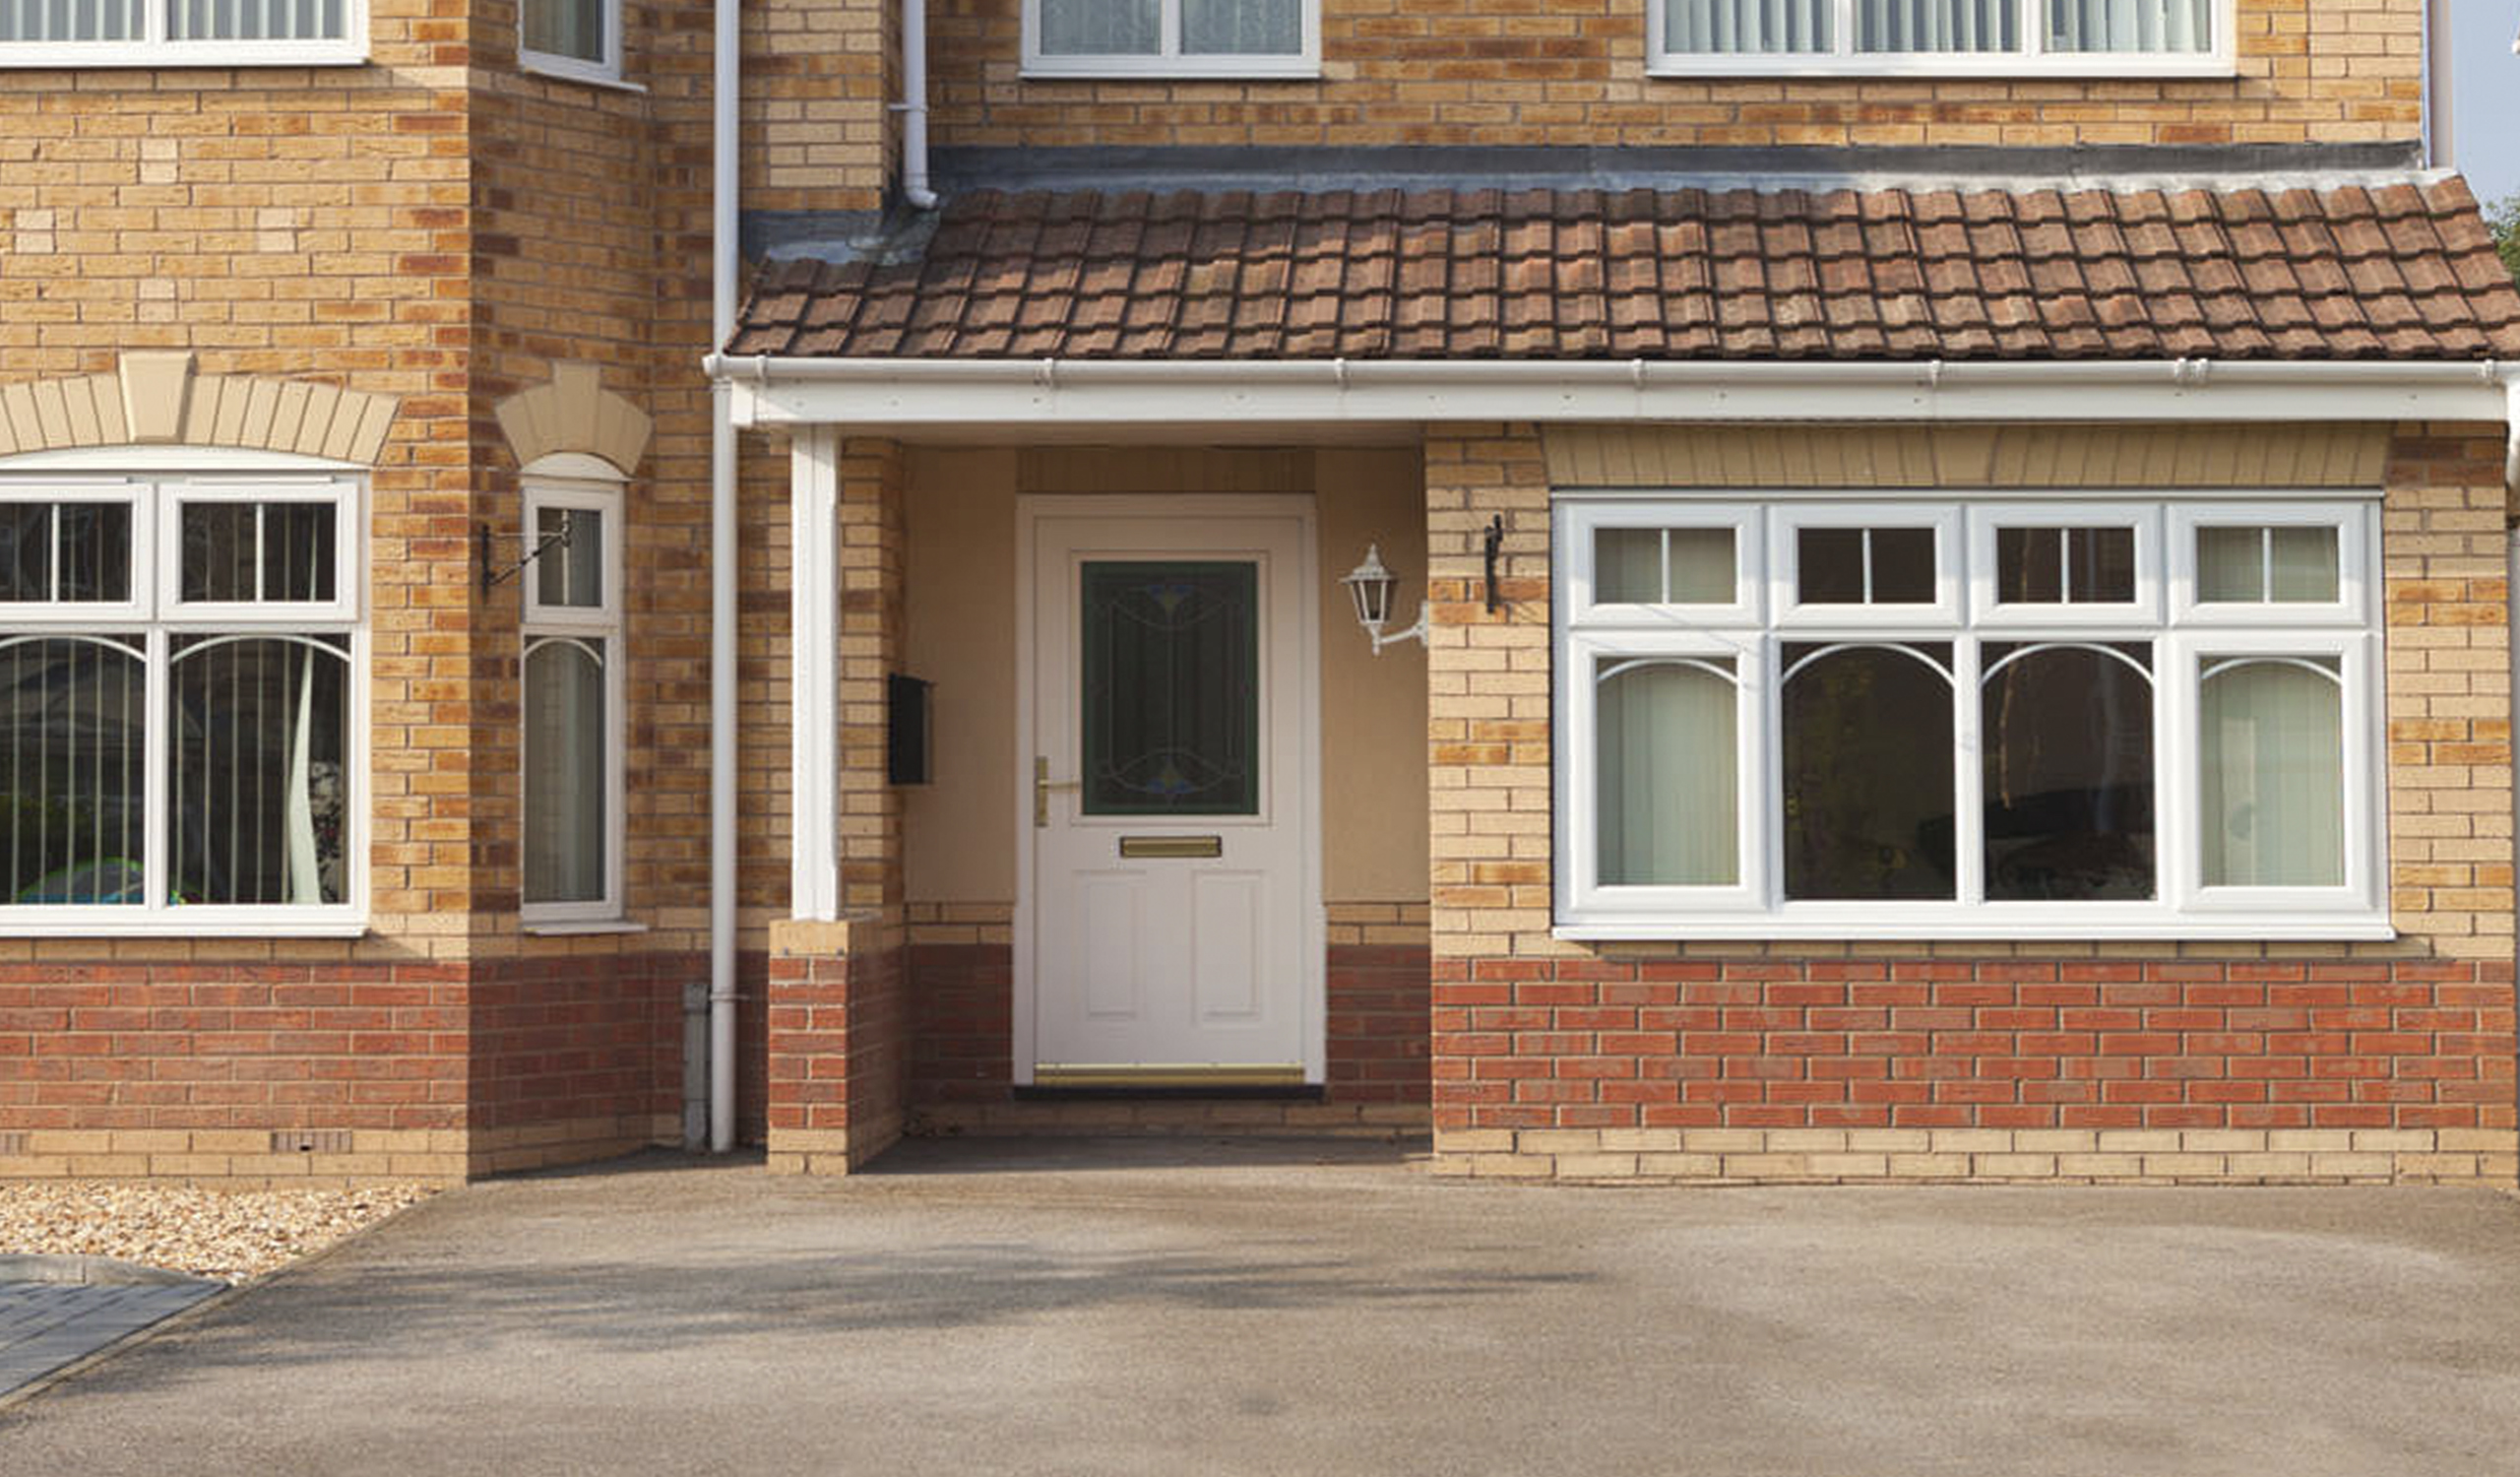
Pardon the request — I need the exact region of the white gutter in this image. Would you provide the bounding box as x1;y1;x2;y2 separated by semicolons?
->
706;0;740;1154
898;0;937;210
706;355;2519;442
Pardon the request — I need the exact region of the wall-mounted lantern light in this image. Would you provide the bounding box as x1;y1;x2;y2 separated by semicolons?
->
1341;543;1427;656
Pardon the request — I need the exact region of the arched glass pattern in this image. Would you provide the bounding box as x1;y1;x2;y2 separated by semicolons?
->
2200;657;2343;887
524;638;606;905
168;633;348;906
1780;643;1955;900
1596;658;1736;886
1981;642;2154;900
0;635;146;904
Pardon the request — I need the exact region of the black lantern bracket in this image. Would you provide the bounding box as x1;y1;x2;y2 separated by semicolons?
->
1481;514;1504;614
479;519;572;597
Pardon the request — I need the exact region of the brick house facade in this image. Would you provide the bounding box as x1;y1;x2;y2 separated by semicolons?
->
2;0;2515;1186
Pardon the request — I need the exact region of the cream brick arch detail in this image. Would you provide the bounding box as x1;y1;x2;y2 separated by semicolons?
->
0;352;400;464
494;362;651;477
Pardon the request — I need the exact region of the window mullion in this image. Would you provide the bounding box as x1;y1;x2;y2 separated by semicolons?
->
2021;0;2043;59
143;624;169;919
1161;0;1180;61
1955;636;1984;906
1834;0;1856;57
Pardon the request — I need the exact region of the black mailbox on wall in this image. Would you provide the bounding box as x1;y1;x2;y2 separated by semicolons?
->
887;674;933;786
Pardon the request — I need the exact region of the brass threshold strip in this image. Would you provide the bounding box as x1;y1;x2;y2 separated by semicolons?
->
1033;1063;1307;1090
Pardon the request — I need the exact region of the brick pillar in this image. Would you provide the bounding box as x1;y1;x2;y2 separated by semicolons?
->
766;437;909;1174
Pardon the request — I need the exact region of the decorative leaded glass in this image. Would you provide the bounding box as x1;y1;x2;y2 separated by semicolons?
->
1081;560;1258;816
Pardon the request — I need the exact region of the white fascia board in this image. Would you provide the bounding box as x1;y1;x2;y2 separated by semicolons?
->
711;355;2518;431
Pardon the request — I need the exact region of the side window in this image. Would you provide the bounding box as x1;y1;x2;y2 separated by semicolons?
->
521;479;623;923
520;0;620;83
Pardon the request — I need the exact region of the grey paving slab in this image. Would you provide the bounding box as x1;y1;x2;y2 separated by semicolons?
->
0;1142;2516;1476
0;1279;221;1397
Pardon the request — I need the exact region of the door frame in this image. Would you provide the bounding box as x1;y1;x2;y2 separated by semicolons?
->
1012;493;1326;1087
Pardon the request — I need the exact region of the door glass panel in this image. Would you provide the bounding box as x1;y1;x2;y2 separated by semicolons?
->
1081;560;1258;816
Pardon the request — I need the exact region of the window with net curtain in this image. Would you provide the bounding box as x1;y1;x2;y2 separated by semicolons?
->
0;0;352;48
1034;0;1307;65
1553;497;2381;938
1657;0;2216;64
521;485;619;920
0;477;358;929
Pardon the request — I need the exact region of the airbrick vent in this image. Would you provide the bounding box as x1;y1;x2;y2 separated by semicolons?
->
0;1131;27;1156
270;1129;355;1154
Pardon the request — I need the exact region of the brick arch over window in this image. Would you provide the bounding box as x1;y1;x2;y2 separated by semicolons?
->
0;352;400;464
493;362;651;478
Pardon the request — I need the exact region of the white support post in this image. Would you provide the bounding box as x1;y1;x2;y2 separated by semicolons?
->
790;427;844;921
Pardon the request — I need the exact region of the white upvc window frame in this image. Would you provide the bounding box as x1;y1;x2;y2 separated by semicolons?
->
0;467;367;936
1022;0;1320;79
1646;0;2235;79
518;0;622;87
519;476;625;927
0;0;369;69
1553;492;2387;941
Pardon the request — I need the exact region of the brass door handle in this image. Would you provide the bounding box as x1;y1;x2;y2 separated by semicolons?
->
1034;756;1079;828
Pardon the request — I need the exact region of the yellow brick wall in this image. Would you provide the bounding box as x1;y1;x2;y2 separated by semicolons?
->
932;0;2422;150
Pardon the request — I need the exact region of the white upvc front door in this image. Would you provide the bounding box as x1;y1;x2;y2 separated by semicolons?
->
1015;497;1322;1087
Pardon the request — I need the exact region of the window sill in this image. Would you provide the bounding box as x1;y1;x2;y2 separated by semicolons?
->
1644;56;2234;81
518;56;645;94
0;919;370;938
522;919;649;936
0;42;369;69
1554;916;2397;943
1021;63;1320;82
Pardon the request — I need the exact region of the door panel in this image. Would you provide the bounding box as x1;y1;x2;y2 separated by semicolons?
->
1023;507;1317;1082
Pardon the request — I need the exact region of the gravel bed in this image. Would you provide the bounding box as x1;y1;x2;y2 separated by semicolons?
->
0;1184;435;1283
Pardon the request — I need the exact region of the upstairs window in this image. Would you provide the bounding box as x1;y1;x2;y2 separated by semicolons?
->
521;0;620;85
1025;0;1318;78
0;0;365;65
1651;0;2231;76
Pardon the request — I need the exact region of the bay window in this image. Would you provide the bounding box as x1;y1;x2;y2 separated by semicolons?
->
520;480;622;925
0;473;362;933
0;0;365;65
1024;0;1317;78
1651;0;2231;75
1553;495;2384;939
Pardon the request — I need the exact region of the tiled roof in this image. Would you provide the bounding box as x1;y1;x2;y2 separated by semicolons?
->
732;178;2520;361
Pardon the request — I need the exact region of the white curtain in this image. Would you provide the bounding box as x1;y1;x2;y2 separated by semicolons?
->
1596;529;1662;604
1182;0;1298;54
525;639;606;904
164;0;345;40
524;0;606;62
1858;0;2015;52
2198;526;2338;604
2048;0;2209;53
0;0;142;39
1666;528;1733;603
2200;659;2343;887
1040;0;1160;54
1665;0;1831;54
1595;528;1732;605
1597;661;1738;886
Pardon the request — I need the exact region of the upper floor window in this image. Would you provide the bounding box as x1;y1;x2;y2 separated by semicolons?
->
0;469;364;935
1651;0;2232;76
1024;0;1318;79
0;0;366;66
522;0;620;85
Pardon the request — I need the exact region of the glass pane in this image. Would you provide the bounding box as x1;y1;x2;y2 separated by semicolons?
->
0;637;147;905
1781;643;1955;900
57;504;132;603
1858;0;2016;52
1598;660;1737;886
1596;529;1662;604
2268;526;2339;603
1982;644;2154;901
1;0;143;38
1664;0;1831;53
2200;658;2343;887
167;0;341;38
1869;528;1934;602
0;506;50;603
2067;526;2135;603
2048;0;2211;53
183;502;336;603
1667;528;1733;603
1182;0;1299;54
536;507;604;609
168;635;349;906
1040;0;1159;54
1796;528;1864;604
1995;527;2062;605
524;0;606;61
525;640;607;905
1081;560;1257;816
2196;526;2263;602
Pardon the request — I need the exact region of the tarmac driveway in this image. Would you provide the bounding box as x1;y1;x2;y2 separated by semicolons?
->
1;1139;2516;1476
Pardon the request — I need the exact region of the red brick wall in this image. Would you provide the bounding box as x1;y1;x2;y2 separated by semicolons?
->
1433;958;2517;1137
765;936;909;1170
468;954;687;1133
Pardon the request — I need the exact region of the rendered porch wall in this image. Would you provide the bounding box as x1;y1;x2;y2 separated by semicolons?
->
1424;421;2520;1185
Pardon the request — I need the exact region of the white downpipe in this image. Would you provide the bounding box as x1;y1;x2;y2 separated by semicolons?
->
2424;0;2453;167
899;0;937;210
707;0;740;1153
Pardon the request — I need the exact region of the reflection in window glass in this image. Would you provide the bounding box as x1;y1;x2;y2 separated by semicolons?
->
1597;660;1736;885
1996;526;2134;605
1982;643;2154;900
0;504;132;605
2200;657;2343;886
2198;525;2337;604
1780;643;1954;899
1797;527;1933;605
167;634;349;906
0;636;147;904
535;507;604;610
182;502;337;604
